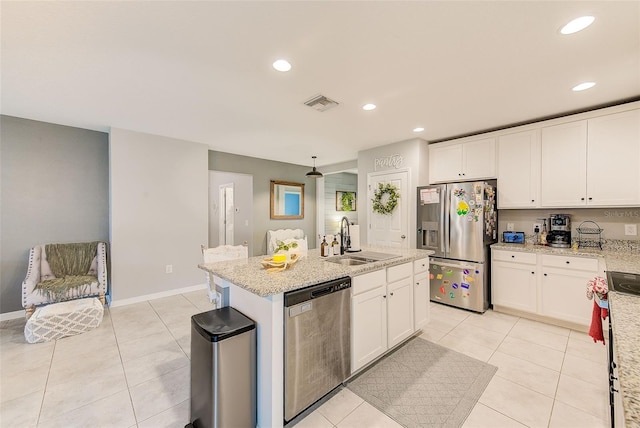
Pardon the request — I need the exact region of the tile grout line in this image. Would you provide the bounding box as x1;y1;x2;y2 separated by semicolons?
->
35;337;56;427
110;304;145;426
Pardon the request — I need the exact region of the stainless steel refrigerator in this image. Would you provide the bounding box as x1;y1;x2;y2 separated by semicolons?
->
417;180;497;312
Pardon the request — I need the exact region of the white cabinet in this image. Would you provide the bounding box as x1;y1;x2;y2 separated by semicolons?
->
540;120;588;207
387;277;414;347
351;260;425;373
540;109;640;207
497;130;540;208
413;258;430;329
491;250;537;313
386;262;414;348
351;284;388;372
429;137;496;183
540;255;598;326
491;249;600;328
586;109;640;206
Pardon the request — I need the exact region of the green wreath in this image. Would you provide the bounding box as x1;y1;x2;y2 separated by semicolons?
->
372;183;400;215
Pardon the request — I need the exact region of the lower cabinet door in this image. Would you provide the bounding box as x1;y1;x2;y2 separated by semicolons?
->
540;267;596;326
414;273;429;330
387;278;414;348
351;286;387;373
491;260;537;313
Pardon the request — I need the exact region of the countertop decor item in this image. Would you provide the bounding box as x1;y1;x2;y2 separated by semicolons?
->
261;253;300;273
371;183;399;215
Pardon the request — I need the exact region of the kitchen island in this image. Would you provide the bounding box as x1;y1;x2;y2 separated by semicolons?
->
199;246;433;428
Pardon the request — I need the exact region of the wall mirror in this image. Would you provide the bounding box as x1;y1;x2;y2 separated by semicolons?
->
270;180;304;219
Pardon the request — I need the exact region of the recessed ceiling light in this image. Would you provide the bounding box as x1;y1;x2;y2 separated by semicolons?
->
572;82;596;91
413;127;425;133
362;103;376;111
560;16;595;35
272;59;292;72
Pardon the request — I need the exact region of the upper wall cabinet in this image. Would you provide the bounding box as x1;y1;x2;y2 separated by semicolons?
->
586;110;640;206
497;130;540;208
540;121;588;207
540;110;640;207
429;137;496;183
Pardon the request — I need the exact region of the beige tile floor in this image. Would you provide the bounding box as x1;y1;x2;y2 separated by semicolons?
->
0;293;610;428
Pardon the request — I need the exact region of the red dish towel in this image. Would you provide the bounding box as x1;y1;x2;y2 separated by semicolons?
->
588;300;606;345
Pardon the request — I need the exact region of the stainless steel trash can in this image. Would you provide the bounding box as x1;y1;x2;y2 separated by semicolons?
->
187;307;256;428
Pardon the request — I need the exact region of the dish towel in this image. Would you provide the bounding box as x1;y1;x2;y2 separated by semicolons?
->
586;276;608;345
588;300;605;344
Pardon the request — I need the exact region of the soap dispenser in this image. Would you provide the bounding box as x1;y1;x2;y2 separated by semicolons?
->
320;236;329;257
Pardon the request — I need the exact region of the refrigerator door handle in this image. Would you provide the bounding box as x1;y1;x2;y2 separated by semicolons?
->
443;186;450;254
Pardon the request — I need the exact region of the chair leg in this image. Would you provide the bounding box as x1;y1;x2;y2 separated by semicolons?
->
25;305;35;320
99;293;106;306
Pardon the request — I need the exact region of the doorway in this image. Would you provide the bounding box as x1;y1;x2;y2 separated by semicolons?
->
367;169;409;248
209;171;253;256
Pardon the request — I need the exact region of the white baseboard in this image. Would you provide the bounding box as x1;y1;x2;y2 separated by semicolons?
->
0;310;25;322
0;283;208;319
109;283;207;308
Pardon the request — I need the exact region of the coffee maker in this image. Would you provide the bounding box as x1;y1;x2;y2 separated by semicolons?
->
547;214;571;248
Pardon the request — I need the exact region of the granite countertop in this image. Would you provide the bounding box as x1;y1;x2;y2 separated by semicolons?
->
491;242;640;274
199;246;434;298
492;242;640;426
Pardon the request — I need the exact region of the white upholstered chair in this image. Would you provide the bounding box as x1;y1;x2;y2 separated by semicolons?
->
266;228;306;255
22;241;108;319
201;244;248;305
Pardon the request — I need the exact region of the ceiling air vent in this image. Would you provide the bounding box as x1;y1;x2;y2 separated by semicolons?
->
304;94;339;112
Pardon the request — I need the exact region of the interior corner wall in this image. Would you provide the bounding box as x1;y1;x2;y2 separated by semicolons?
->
109;128;208;302
208;151;316;254
357;138;428;249
324;173;358;236
0;116;109;314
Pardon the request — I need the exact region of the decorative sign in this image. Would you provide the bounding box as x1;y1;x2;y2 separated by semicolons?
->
374;154;403;171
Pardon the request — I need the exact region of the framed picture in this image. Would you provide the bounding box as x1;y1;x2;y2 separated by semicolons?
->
336;191;357;212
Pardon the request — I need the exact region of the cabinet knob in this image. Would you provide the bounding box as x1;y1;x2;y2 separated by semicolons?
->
511;255;515;258
566;261;570;264
390;292;394;296
588;197;593;201
544;273;548;276
383;295;387;299
581;197;585;201
531;199;535;203
531;271;535;274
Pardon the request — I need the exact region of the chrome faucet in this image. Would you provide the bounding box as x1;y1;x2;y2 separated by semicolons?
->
340;216;351;255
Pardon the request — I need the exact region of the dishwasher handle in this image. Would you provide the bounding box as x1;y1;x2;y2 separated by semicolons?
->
284;277;351;307
311;286;334;298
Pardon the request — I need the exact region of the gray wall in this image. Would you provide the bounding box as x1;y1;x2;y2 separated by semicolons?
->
208;171;254;255
208;151;316;254
324;173;358;236
110;128;208;302
0;116;109;314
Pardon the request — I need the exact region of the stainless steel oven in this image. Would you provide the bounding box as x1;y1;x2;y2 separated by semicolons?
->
283;277;351;422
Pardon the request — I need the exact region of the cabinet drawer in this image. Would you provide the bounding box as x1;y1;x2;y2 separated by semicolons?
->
492;250;536;265
352;269;386;295
541;254;598;271
414;258;429;274
387;262;412;283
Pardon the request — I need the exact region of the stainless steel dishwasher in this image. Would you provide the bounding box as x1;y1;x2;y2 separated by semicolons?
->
284;277;351;422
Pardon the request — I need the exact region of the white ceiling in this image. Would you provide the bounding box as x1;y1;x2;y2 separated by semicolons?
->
2;1;639;168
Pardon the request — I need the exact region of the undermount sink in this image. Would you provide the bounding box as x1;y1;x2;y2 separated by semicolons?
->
324;251;401;266
324;257;369;266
